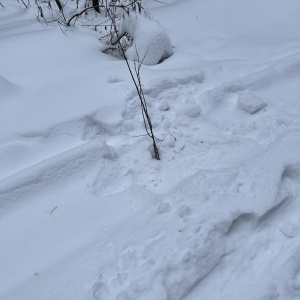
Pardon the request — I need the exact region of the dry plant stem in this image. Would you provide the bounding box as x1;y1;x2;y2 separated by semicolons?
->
55;0;63;11
54;0;66;21
0;2;4;8
67;3;137;26
18;0;29;9
106;9;160;160
93;0;100;13
154;0;167;4
67;5;103;25
134;58;160;160
111;32;126;45
35;0;48;23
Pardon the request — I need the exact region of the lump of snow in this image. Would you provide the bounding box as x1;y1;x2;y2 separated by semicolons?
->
178;96;201;118
279;221;300;238
106;75;124;83
180;102;201;118
237;92;267;114
121;14;173;65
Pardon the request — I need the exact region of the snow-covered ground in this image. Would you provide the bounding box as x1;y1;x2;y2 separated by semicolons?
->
1;0;300;299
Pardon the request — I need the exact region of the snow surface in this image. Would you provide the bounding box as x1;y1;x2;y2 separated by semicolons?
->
1;0;300;299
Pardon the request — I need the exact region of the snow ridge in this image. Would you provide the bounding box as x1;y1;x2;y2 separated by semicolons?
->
0;141;114;211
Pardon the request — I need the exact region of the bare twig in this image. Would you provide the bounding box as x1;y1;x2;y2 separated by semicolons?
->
67;5;103;26
158;132;176;148
18;0;29;9
67;3;136;26
50;206;58;215
106;9;160;160
54;0;63;11
111;32;126;45
35;0;48;23
154;0;168;4
132;133;149;138
54;0;67;22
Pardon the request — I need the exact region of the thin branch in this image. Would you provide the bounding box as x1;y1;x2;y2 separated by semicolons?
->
106;9;160;159
19;0;29;9
154;0;168;4
54;0;63;11
67;5;104;26
50;206;58;215
158;133;176;148
132;133;149;138
67;3;136;26
111;32;126;46
35;0;48;24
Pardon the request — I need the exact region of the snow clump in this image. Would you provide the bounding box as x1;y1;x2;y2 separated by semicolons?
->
237;92;267;114
121;14;173;65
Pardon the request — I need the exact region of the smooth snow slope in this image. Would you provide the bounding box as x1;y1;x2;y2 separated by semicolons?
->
1;0;300;299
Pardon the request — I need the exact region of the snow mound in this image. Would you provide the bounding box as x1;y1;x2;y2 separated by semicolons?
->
121;14;173;65
178;96;201;118
237;92;267;114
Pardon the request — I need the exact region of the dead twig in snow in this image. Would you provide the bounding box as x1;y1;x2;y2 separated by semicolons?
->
18;0;29;9
50;206;58;215
106;9;160;160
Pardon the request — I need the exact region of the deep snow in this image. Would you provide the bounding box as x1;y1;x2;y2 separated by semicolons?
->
1;0;300;299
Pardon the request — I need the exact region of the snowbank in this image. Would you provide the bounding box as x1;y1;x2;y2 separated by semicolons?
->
121;14;173;65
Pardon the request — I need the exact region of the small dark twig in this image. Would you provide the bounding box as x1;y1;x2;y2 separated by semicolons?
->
132;133;152;138
66;3;134;26
67;5;104;26
111;32;126;45
35;0;48;23
18;0;29;9
54;0;63;11
50;206;58;215
158;133;176;148
154;0;168;4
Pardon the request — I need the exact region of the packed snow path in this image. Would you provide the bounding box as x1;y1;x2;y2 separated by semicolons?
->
1;0;300;299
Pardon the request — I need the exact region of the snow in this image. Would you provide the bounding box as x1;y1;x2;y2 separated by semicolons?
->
237;92;267;114
1;0;300;299
121;13;173;65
